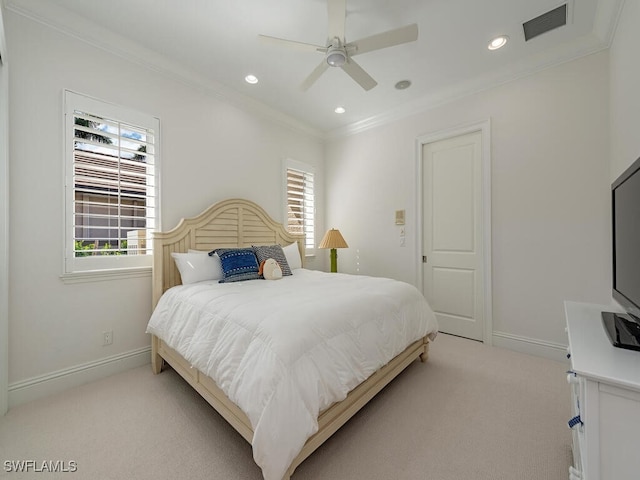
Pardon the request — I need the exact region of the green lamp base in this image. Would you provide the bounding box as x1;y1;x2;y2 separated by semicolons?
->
330;248;338;273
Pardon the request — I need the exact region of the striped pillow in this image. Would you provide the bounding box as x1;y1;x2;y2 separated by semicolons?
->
252;245;292;277
211;248;260;283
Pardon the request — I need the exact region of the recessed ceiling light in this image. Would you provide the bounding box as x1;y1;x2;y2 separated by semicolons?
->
334;106;346;114
244;74;259;84
395;80;412;90
488;36;509;50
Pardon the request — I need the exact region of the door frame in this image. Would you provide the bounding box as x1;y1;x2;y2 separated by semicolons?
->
415;120;493;345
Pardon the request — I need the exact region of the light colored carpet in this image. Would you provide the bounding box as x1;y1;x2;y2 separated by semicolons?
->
0;334;572;479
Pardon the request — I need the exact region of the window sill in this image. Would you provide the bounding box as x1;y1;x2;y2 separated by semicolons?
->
60;266;151;284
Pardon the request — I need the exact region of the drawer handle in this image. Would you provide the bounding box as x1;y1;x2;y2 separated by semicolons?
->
566;371;578;384
568;415;583;428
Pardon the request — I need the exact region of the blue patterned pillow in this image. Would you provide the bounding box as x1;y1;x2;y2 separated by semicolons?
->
252;244;292;276
211;248;260;283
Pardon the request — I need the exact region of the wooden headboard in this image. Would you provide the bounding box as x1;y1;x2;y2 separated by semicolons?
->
152;198;305;307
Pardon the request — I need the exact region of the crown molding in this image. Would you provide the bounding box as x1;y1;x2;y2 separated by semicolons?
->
326;30;613;140
4;0;624;142
326;0;624;140
3;0;324;141
593;0;625;46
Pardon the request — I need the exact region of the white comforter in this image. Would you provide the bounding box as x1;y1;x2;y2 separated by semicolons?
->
146;269;438;480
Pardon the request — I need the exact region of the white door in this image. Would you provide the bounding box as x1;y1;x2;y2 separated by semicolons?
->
422;131;484;341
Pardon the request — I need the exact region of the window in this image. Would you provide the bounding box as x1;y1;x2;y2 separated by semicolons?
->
64;91;159;275
284;159;315;253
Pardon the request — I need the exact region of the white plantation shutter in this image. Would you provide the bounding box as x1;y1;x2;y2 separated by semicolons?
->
285;161;315;252
64;91;159;274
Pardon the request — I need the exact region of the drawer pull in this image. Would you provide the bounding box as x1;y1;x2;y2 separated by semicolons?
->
568;415;583;428
566;371;579;384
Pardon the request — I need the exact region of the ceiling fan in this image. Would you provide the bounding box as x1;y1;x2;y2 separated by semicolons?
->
259;0;418;91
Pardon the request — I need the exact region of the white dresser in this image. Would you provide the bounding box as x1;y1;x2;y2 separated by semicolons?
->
565;301;640;480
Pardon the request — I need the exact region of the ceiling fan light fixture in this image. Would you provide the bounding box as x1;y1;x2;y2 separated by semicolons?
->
326;47;347;67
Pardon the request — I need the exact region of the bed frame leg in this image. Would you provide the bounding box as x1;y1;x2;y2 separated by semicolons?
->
152;353;164;374
419;339;430;363
151;335;164;374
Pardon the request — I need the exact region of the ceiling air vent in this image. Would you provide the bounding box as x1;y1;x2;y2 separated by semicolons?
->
523;4;567;41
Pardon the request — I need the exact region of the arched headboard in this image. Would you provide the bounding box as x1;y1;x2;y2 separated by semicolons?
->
152;198;305;307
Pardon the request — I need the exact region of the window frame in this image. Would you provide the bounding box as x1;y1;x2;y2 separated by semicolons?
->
62;90;160;280
283;158;315;256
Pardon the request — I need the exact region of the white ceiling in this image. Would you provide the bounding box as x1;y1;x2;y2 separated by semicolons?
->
5;0;623;137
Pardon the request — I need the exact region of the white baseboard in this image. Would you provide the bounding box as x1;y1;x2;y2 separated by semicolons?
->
492;331;569;362
6;334;567;408
8;346;151;409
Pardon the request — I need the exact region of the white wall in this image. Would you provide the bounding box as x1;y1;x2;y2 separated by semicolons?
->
6;0;631;403
609;0;640;179
326;52;611;355
5;10;324;405
0;3;9;415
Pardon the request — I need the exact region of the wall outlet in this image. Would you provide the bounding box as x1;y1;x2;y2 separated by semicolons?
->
102;330;113;346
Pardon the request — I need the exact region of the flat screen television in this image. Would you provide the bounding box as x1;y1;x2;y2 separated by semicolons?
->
602;155;640;351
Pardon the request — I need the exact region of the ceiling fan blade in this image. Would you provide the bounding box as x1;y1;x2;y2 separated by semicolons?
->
327;0;346;40
300;60;330;91
259;34;326;53
341;58;377;91
347;23;418;56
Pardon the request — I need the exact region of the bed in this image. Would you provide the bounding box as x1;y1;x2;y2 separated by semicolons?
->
147;198;438;480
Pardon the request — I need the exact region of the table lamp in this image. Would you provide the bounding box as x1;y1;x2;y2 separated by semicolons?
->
319;228;348;273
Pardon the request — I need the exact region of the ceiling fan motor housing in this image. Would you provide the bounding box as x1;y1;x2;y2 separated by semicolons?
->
326;41;347;67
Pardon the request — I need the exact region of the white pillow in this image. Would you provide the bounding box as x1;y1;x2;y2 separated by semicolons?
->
171;252;223;284
187;249;226;280
282;242;302;270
